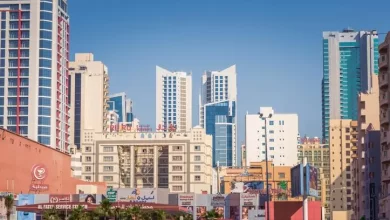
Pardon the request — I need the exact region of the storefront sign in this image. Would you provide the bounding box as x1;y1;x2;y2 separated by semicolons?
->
49;195;71;203
118;188;156;203
240;193;257;206
109;124;177;132
178;194;194;206
107;188;117;202
29;164;49;192
38;204;89;210
211;195;226;207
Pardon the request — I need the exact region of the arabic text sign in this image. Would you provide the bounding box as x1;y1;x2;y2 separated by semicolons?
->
49;195;71;203
210;195;226;207
118;188;156;203
178;194;195;206
240;193;257;207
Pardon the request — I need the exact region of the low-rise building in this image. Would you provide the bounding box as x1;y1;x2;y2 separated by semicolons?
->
81;126;213;194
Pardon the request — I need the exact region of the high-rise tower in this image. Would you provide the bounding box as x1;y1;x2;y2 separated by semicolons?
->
199;65;237;167
0;1;70;151
156;66;192;132
322;29;379;142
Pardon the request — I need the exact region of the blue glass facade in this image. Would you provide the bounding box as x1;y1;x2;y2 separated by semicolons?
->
162;76;177;128
37;0;53;145
109;95;124;122
205;101;236;167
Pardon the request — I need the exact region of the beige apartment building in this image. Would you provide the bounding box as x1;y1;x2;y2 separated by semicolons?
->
378;33;390;220
69;53;109;149
351;75;380;220
298;137;330;219
329;119;357;220
80;126;213;194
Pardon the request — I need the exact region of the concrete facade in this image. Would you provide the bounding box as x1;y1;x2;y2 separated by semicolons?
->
298;137;330;219
80;127;213;194
329;119;358;219
69;53;109;149
245;107;299;166
378;32;390;220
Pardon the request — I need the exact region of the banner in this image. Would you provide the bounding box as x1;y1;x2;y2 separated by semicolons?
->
118;188;156;203
306;165;319;197
178;194;194;206
240;193;257;206
211;194;226;207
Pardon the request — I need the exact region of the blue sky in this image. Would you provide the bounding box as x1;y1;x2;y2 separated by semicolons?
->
69;0;390;145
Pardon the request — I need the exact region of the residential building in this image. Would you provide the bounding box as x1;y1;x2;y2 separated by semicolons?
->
329;119;358;220
219;161;300;201
378;33;390;220
298;136;330;219
0;1;70;151
245;107;299;166
199;65;237;167
69;53;109;149
108;92;133;123
351;74;379;220
80;126;213;194
322;29;379;142
361;125;381;220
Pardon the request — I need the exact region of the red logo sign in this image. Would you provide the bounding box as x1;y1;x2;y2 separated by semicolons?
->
31;164;48;180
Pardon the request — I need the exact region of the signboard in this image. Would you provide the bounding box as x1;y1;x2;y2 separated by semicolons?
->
107;188;117;202
118;188;156;203
291;164;303;197
210;194;226;207
49;195;71;203
240;193;257;206
30;164;49;191
306;165;319;197
178;194;194;206
109;123;177;133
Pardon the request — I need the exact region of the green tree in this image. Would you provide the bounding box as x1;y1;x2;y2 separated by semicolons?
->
130;206;142;220
96;199;113;220
4;195;14;220
151;210;166;220
42;208;60;220
203;209;222;219
68;205;86;220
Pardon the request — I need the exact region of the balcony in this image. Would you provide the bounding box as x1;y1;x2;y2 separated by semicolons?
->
380;54;388;70
379;42;388;54
381;91;389;107
380;72;389;90
382;151;390;163
351;153;357;159
351;145;358;151
381;109;390;126
382;169;390;182
382;131;388;144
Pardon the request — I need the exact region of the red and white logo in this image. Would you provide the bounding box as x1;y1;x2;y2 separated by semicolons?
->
31;164;48;180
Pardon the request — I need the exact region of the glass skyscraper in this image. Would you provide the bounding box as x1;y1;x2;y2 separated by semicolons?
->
322;29;379;142
108;92;133;123
200;65;237;167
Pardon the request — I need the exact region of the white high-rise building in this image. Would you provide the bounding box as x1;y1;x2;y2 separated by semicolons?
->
156;66;192;132
69;53;109;149
199;65;237;167
245;107;299;166
0;1;70;151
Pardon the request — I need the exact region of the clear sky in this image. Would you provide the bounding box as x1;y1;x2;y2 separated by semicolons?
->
69;0;390;146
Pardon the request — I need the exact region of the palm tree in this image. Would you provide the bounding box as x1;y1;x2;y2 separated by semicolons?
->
68;205;86;220
203;209;221;220
4;195;14;220
130;206;142;220
120;207;134;220
42;208;60;220
152;210;167;220
96;199;113;220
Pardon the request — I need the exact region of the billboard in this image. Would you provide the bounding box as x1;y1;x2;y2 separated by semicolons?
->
118;188;156;203
231;181;264;193
17;194;35;220
291;164;303;197
211;194;226;207
306;165;319;197
178;194;194;206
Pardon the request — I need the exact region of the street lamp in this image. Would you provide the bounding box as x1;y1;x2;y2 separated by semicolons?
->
259;112;272;220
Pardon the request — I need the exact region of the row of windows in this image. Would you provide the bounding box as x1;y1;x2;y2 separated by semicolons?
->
40;2;53;11
7;4;31;10
38;136;50;145
40;11;52;21
39;59;51;68
40;30;52;40
40;21;52;31
7;97;28;105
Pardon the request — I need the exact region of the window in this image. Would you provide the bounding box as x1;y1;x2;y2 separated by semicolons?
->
172;146;182;151
40;11;52;21
172;176;182;181
85;147;91;152
85;166;91;172
278;172;285;179
269;130;274;134
39;40;52;49
194;165;201;171
85;156;91;162
267;173;272;178
103;166;113;172
172;166;182;171
103;176;113;181
103;156;113;162
172;156;182;161
85;176;91;181
103;146;113;152
194;146;201;151
194;155;201;161
270;147;274;150
269;121;274;125
172;185;182;191
269;139;274;142
194;175;201;181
